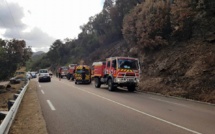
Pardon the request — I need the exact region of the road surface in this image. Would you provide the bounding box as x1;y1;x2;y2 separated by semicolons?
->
36;77;215;134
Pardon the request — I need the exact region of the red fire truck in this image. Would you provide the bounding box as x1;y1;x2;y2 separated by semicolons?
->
67;64;77;80
92;57;141;92
57;66;69;78
91;61;105;79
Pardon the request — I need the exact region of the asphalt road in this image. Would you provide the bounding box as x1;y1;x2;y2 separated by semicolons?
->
36;77;215;134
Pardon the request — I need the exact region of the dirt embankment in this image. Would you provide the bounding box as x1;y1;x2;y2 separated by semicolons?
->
138;36;215;103
9;81;48;134
0;82;24;112
0;79;47;133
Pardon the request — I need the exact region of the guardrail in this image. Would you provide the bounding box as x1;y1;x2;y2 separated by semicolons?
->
0;80;29;134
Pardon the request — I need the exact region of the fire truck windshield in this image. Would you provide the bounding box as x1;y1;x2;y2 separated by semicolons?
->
118;59;139;70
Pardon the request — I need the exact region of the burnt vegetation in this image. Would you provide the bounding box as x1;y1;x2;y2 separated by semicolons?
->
28;0;215;103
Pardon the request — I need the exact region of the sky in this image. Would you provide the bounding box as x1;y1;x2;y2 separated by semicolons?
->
0;0;104;52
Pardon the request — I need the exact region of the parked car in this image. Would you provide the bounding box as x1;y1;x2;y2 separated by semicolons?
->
26;73;32;80
10;71;26;83
30;72;37;78
38;69;51;82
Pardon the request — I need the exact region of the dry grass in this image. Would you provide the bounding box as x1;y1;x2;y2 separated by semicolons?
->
9;81;48;134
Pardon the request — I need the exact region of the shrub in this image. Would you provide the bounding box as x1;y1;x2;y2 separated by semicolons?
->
122;0;171;51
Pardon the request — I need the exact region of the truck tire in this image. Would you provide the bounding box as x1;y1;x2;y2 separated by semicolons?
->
127;85;135;92
95;77;101;88
108;79;115;91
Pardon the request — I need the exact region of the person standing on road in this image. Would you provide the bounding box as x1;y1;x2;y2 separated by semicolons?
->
59;67;62;81
81;66;86;81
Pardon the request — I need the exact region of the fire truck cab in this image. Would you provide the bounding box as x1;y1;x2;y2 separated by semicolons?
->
93;57;140;92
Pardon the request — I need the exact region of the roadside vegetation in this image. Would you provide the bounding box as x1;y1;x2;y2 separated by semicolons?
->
0;39;32;81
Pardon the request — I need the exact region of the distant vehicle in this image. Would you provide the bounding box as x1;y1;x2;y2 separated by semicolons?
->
26;73;32;80
57;66;69;78
92;57;140;92
14;71;26;81
67;64;77;81
74;65;91;84
30;72;37;78
38;69;51;82
10;70;26;84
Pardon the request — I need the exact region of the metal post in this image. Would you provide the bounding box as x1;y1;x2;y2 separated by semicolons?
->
7;100;15;111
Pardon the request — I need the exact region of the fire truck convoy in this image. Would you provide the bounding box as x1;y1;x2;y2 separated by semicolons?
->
92;57;140;92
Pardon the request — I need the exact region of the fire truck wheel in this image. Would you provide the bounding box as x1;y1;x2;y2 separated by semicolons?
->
108;79;115;91
127;85;135;92
95;78;101;88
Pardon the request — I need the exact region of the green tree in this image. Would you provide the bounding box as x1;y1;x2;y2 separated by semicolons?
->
0;39;32;80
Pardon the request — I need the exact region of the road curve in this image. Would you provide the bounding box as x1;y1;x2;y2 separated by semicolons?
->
36;77;215;134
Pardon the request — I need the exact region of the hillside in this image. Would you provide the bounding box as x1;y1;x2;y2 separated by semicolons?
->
32;51;45;57
32;51;45;61
138;36;215;103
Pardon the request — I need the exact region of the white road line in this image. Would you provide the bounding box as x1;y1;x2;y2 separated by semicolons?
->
38;85;41;88
149;97;188;107
41;90;45;94
47;100;56;111
61;81;201;134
